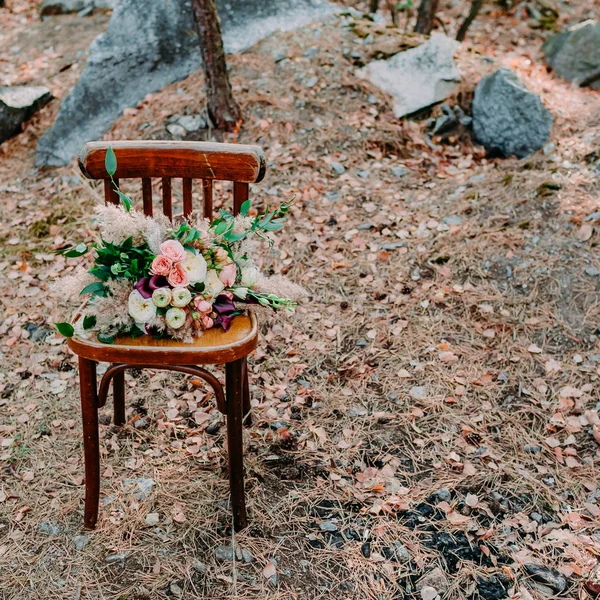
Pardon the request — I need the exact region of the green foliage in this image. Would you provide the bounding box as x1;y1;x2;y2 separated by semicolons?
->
55;322;74;337
83;315;97;330
105;147;117;176
56;242;88;258
92;237;154;283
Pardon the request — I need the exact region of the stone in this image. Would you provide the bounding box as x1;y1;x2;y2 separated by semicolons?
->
391;165;410;177
543;20;600;88
205;422;221;435
442;214;462;226
432;488;452;503
122;477;154;501
319;521;338;532
0;86;52;144
73;535;89;551
215;545;235;562
178;114;205;131
523;444;542;453
145;512;160;526
524;564;569;594
421;587;440;600
409;386;427;400
105;552;129;567
40;0;116;16
417;567;448;592
192;560;207;574
360;34;461;118
472;68;552;158
38;521;62;535
331;162;346;174
166;123;186;138
241;549;254;563
36;0;336;166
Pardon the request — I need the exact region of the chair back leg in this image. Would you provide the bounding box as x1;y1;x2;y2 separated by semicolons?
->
241;357;252;426
79;357;101;529
225;358;248;531
113;370;126;426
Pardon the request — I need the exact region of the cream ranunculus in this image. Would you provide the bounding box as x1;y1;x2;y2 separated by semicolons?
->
203;269;225;298
165;307;186;329
181;250;207;284
171;287;192;308
152;287;172;308
240;265;260;288
128;289;157;323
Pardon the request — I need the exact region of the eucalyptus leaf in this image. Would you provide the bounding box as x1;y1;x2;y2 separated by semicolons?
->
80;281;106;296
83;315;97;330
105;146;117;176
55;322;74;338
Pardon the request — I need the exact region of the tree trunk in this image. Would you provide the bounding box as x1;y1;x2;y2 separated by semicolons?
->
456;0;484;41
388;0;399;26
369;0;379;13
191;0;241;132
414;0;439;34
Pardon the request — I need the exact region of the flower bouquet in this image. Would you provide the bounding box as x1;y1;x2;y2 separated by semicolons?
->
55;160;302;344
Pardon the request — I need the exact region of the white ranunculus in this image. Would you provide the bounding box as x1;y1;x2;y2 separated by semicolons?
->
165;307;186;329
240;265;260;288
152;287;172;308
232;287;248;300
181;251;207;284
171;287;192;308
128;290;157;323
203;269;225;298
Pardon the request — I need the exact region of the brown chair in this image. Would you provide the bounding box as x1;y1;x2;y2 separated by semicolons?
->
67;140;267;532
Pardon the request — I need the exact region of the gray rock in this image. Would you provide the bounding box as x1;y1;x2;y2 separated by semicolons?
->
192;560;207;574
178;114;205;132
472;68;552;158
432;488;451;503
36;0;336;166
73;534;89;551
241;548;254;563
523;444;542;454
442;214;463;226
391;165;410;177
524;564;568;594
319;521;338;532
360;34;461;118
166;123;186;138
331;162;346;175
215;545;235;562
305;76;319;88
409;386;427;400
543;20;600;88
391;541;410;562
40;0;116;16
105;552;129;567
38;520;62;535
0;86;52;144
417;567;448;592
122;477;154;500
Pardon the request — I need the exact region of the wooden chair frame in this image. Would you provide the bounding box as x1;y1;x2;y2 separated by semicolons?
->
68;140;266;532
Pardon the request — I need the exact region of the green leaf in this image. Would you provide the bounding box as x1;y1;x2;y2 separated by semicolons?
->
59;242;88;258
97;332;115;344
223;230;248;242
240;199;251;216
88;266;111;281
82;315;97;330
55;322;74;338
105;147;117;176
80;281;106;296
114;190;132;212
213;220;231;235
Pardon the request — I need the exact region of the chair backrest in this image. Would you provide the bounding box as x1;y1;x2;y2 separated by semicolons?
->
78;141;266;220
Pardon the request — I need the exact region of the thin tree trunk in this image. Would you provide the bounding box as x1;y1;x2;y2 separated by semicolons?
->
191;0;241;132
388;0;399;26
456;0;484;41
370;0;379;13
414;0;439;34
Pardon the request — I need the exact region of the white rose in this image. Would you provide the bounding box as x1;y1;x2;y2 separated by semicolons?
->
128;290;157;323
152;287;172;307
165;307;186;329
171;287;192;308
240;266;260;288
181;251;207;284
203;269;225;298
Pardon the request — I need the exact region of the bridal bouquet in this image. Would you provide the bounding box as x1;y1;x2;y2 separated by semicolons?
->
55;154;302;344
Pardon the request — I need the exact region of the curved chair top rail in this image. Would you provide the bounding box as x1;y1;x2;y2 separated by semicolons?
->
78;140;266;183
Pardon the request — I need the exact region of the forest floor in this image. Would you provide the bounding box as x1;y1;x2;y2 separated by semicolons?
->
1;0;600;599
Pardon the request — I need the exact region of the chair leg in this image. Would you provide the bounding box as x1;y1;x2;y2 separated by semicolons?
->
79;357;100;529
225;358;247;532
113;370;126;426
241;357;252;426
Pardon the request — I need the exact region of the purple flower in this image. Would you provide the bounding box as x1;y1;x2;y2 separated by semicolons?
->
212;293;240;331
135;275;168;299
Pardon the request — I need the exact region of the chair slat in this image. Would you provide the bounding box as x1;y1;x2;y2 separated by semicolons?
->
162;178;172;220
142;178;153;216
202;179;213;220
104;178;119;205
233;182;249;216
183;178;193;218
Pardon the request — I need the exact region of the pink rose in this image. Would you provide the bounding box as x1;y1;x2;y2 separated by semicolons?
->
219;263;237;287
194;298;212;313
201;315;214;329
150;254;173;276
167;263;189;287
214;247;229;263
160;240;186;263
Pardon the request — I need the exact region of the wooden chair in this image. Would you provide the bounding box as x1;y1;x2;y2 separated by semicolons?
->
67;140;266;532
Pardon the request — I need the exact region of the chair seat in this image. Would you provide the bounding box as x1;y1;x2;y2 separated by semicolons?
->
67;314;258;365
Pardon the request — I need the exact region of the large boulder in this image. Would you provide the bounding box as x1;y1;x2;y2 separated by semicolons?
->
472;68;552;158
36;0;335;167
0;86;53;144
359;34;461;118
543;20;600;88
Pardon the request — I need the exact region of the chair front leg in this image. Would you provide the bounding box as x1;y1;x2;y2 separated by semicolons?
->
241;356;252;426
225;358;248;531
79;357;100;529
113;370;126;426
